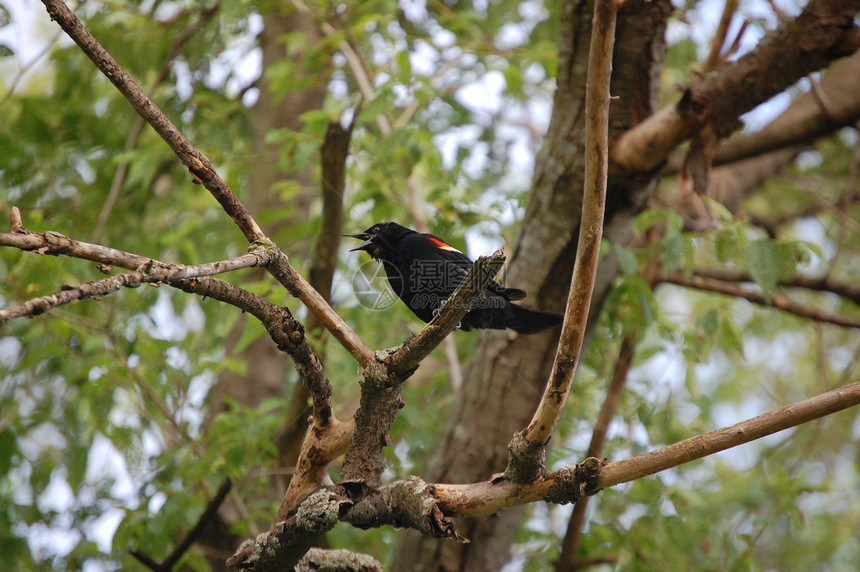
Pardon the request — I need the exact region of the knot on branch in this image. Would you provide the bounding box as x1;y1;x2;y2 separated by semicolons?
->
545;457;604;505
249;238;278;266
295;489;352;535
43;231;73;255
504;430;547;484
343;478;468;543
361;358;402;392
297;548;383;572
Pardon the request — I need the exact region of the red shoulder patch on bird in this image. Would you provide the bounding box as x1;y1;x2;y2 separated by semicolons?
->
427;236;462;253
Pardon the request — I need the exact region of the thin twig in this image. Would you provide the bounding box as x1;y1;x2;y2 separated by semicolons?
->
702;0;738;72
386;250;506;378
0;251;267;323
690;267;860;306
92;4;220;242
663;272;860;330
1;220;336;427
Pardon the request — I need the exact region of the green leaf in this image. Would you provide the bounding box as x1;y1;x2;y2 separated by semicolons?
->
663;233;684;274
233;319;266;355
0;430;16;475
615;244;639;277
721;315;744;356
746;239;780;303
633;209;667;236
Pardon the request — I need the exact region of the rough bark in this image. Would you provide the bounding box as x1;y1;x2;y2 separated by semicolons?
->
389;1;671;569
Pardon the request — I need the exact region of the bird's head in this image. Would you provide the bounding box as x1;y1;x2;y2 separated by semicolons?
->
344;222;412;260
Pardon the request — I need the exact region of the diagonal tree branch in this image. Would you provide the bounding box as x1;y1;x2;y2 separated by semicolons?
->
131;478;233;572
39;0;377;369
690;267;860;306
385;250;506;378
663;272;860;330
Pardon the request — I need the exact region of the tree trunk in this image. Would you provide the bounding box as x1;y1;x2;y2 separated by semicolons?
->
390;0;671;570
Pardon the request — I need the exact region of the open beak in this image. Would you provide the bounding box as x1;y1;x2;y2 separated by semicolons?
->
344;232;373;252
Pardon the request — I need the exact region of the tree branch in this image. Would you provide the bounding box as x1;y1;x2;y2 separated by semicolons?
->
233;480;467;571
39;0;377;369
511;0;620;482
663;272;860;329
296;548;382;572
130;478;233;572
0;216;338;428
385;250;506;378
233;379;860;568
598;379;860;488
691;267;860;306
0;245;268;323
433;379;860;516
612;0;860;174
665;49;860;175
339;251;507;493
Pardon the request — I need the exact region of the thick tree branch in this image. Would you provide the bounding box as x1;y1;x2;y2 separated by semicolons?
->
663;272;860;329
434;379;860;516
296;549;382;572
612;0;860;174
273;415;354;525
233;480;466;571
511;0;620;481
233;379;860;568
666;49;860;175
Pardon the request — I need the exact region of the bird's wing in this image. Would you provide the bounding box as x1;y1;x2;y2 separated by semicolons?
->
425;235;529;301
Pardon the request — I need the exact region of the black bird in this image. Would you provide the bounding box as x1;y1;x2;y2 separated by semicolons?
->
346;222;563;334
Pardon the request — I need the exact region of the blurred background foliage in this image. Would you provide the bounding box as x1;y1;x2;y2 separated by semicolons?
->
1;0;859;570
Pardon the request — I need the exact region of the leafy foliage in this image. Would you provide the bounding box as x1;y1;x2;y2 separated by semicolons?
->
1;0;859;571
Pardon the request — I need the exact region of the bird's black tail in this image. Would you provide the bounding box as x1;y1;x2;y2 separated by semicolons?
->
503;304;563;334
